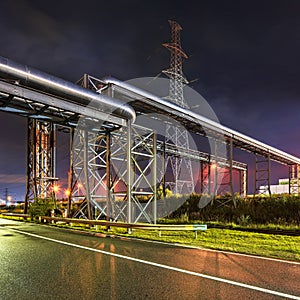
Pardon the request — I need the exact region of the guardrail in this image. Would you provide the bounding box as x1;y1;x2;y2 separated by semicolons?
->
1;213;31;220
1;213;207;238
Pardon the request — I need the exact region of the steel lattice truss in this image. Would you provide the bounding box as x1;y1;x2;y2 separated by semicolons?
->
71;122;157;223
289;165;300;195
24;119;57;211
1;49;300;222
254;154;271;196
162;20;194;195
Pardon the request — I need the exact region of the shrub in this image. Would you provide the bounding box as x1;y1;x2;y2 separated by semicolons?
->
236;214;251;226
28;198;55;218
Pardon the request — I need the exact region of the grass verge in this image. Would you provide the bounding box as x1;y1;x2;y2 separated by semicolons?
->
51;222;300;262
109;227;300;262
1;214;299;262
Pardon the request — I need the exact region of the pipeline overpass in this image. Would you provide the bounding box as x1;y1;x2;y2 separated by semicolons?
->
0;56;299;223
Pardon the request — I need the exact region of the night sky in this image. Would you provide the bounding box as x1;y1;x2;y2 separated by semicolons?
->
0;0;300;200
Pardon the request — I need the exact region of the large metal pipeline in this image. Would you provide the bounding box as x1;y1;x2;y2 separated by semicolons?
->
103;77;300;165
0;56;136;122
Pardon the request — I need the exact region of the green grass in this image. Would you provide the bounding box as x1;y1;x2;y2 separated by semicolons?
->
1;214;299;262
54;222;300;262
114;228;300;262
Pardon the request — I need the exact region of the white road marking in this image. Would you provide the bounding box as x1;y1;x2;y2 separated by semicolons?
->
8;227;300;300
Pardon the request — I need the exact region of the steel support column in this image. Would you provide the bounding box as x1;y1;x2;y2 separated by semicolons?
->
66;128;74;217
239;167;248;197
211;139;233;202
163;20;194;195
297;165;300;195
25;118;56;212
106;132;112;221
71;127;108;219
129;125;157;223
162;141;166;197
71;123;157;224
254;153;271;196
153;132;157;224
208;160;211;195
127;120;133;225
289;164;300;195
200;159;211;195
229;137;236;206
83;129;92;220
213;162;218;197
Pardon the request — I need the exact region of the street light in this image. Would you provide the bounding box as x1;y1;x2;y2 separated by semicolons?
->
53;185;59;193
64;189;71;197
52;184;60;208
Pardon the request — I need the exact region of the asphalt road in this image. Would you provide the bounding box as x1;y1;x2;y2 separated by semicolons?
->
0;218;299;300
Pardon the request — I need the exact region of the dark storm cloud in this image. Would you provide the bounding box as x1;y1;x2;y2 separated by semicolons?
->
185;1;300;95
0;0;191;80
1;1;65;64
179;1;300;156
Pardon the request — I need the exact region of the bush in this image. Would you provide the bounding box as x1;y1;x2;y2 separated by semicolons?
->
28;198;55;218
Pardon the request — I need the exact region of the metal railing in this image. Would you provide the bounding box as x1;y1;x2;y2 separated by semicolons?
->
1;213;207;238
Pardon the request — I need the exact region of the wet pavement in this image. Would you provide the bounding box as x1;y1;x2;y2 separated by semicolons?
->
0;218;299;300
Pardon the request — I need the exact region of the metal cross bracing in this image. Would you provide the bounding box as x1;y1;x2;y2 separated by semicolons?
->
289;164;300;195
71;73;157;223
108;86;250;203
254;155;300;197
213;138;236;205
71;75;248;219
114;124;157;223
1;50;300;225
103;77;300;200
199;160;211;195
101;79;249;203
76;73;107;93
254;153;271;196
162;20;194;195
199;160;247;197
102;76;300;168
199;138;247;206
164;125;195;194
71;127;107;220
70;122;157;223
24;119;57;211
0;67;130;212
157;139;248;198
0;56;135;215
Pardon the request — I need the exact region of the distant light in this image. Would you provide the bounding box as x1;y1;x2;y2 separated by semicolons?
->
53;185;60;193
64;189;71;197
211;163;217;169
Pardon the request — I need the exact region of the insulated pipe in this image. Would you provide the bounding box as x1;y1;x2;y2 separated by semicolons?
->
0;56;136;122
103;77;300;165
